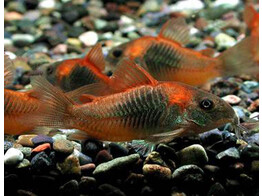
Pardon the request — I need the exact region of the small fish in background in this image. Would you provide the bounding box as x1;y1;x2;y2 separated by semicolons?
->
243;3;259;38
4;54;45;135
37;43;110;92
106;17;258;86
32;58;241;143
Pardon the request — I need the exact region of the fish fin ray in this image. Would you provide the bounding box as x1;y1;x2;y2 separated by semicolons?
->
218;36;258;76
158;17;190;45
109;58;158;91
31;76;74;128
146;128;186;143
86;43;105;71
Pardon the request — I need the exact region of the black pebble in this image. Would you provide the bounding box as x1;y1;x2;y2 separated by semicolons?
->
109;143;129;158
59;180;79;196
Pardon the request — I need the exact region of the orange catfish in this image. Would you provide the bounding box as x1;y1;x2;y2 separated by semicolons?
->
106;17;258;86
38;43;110;92
4;54;44;134
32;58;240;142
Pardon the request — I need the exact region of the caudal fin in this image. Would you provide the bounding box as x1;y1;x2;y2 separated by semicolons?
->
218;36;258;77
31;76;75;129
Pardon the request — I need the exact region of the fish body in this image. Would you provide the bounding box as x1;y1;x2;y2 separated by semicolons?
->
106;18;258;86
38;44;109;91
4;89;42;134
33;59;238;142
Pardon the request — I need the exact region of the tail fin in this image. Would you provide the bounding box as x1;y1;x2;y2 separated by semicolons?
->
217;36;258;76
31;76;75;129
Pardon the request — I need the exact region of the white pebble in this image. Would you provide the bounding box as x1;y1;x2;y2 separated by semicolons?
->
4;148;24;165
79;31;98;47
222;95;241;105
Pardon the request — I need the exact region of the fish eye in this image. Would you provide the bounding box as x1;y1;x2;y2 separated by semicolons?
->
46;66;54;75
112;49;122;58
200;99;214;110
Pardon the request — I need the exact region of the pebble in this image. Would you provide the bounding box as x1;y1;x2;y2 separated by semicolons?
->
82;139;103;158
156;143;177;160
241;145;259;160
31;152;52;173
12;34;35;47
32;135;54;146
4;141;13;152
143;164;172;181
52;134;67;141
66;38;82;48
109;143;129;158
170;0;204;12
144;151;167;167
4;148;24;165
16;158;31;169
177;144;208;166
73;149;92;165
95;149;113;165
17;189;37;196
53;139;74;155
207;182;227;196
93;154;140;177
98;184;126;196
52;44;68;54
215;33;236;50
56;154;81;175
5;11;23;21
216;147;240;162
32;143;51;153
80;163;96;176
172;165;204;186
222;95;241;105
251;160;259;173
18;147;32;158
71;141;81;151
16;135;37;147
199;129;223;145
59;180;79;196
79;31;98;46
79;176;97;194
38;0;56;9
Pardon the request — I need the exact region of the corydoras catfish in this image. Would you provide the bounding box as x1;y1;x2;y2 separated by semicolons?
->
106;17;258;86
37;43;109;92
4;54;45;134
32;59;240;142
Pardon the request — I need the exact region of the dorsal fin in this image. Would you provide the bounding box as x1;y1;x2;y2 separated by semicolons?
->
85;43;105;71
158;17;190;45
4;54;14;86
109;58;158;91
56;58;158;99
65;85;99;103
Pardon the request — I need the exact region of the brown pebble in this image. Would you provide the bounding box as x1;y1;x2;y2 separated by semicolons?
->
16;135;37;147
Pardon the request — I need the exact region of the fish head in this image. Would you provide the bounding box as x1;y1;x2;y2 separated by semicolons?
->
37;61;62;85
105;43;128;74
180;85;238;134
